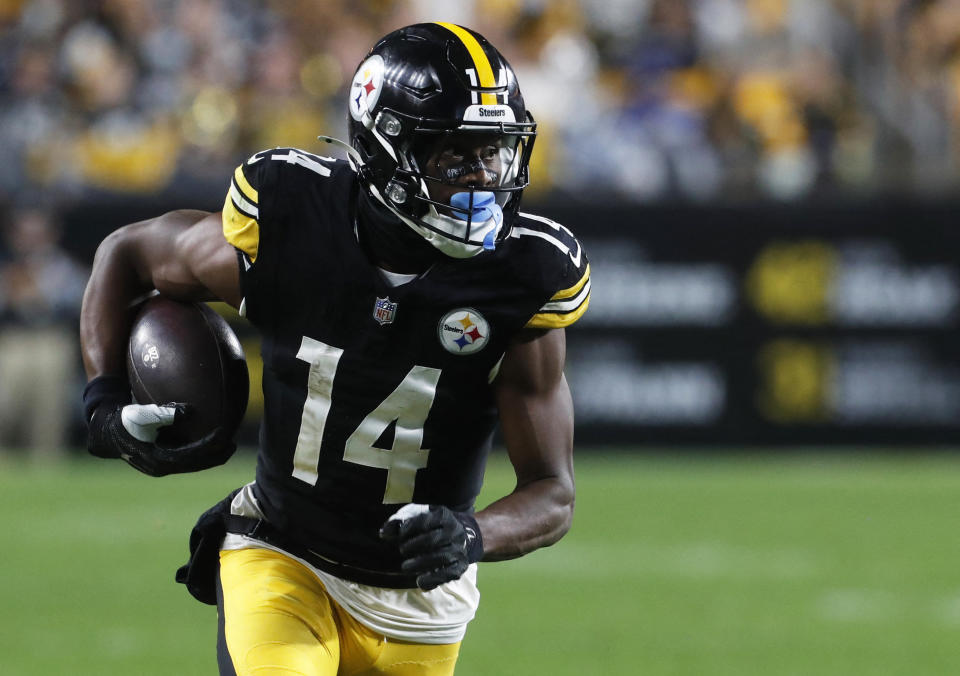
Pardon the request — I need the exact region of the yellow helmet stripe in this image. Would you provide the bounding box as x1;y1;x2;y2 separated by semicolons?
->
434;22;497;105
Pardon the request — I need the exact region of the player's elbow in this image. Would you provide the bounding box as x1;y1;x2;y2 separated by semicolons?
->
93;224;128;262
559;487;576;539
545;478;576;547
92;224;141;280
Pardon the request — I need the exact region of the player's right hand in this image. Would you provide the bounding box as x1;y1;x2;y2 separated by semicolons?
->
87;402;236;477
83;376;235;477
120;402;180;442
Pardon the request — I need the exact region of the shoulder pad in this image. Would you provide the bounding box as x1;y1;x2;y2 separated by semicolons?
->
510;212;591;329
222;148;342;262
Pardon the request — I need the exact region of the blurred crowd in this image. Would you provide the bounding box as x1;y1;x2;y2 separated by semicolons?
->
0;206;86;457
2;0;960;454
3;0;960;206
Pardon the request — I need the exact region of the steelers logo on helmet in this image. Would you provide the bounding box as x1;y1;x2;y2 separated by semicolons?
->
349;54;385;124
438;308;490;355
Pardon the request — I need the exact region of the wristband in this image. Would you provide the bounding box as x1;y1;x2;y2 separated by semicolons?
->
457;511;484;563
82;375;131;423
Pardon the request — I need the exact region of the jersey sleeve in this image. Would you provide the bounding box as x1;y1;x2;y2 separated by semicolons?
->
222;152;270;263
219;148;347;327
518;215;591;329
527;261;590;328
220;149;288;326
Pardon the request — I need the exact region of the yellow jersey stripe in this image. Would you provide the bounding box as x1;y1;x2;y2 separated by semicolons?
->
233;165;259;204
551;264;590;301
222;193;260;262
542;279;591;313
435;22;497;105
229;182;258;218
525;293;591;329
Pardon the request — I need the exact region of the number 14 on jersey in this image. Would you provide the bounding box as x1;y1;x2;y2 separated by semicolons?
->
292;336;441;504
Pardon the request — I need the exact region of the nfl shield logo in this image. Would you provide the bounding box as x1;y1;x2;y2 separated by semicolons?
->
373;297;398;325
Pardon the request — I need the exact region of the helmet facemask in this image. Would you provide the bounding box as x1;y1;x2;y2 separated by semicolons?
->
365;110;536;258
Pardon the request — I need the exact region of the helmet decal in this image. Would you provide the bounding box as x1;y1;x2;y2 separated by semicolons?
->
350;55;385;124
463;104;515;123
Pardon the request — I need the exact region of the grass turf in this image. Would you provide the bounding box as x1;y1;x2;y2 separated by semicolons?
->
2;450;959;675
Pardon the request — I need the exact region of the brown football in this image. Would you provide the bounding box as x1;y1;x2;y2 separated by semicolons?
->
127;296;249;446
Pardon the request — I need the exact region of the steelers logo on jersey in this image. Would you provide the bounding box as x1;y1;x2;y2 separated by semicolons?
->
438;308;490;355
350;55;385;122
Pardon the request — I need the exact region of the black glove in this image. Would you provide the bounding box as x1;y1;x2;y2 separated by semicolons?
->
379;504;484;591
84;376;236;477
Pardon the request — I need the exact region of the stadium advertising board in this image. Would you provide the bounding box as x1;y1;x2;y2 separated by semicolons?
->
540;201;960;445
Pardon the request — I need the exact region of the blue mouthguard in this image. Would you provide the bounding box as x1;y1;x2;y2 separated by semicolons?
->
450;191;502;250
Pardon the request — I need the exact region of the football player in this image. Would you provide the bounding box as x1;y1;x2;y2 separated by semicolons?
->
80;23;590;676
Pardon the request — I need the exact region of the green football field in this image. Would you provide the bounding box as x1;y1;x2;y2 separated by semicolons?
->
3;449;959;675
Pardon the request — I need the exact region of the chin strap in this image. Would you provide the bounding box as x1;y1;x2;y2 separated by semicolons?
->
483;228;497;251
317;135;366;172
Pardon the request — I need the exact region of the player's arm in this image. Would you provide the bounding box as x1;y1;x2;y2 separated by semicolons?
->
80;209;242;476
80;209;239;379
383;220;588;589
380;327;575;589
478;327;574;560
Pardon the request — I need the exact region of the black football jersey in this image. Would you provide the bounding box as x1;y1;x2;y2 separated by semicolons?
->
221;147;590;581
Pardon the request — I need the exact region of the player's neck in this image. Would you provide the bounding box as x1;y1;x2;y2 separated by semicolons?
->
356;191;444;274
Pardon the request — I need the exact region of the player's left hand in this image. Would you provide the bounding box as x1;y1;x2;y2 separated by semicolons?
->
380;504;484;591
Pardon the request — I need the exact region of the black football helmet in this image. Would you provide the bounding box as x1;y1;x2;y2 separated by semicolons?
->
339;22;537;258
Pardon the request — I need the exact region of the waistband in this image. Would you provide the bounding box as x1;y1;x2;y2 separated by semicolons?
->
223;514;419;589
